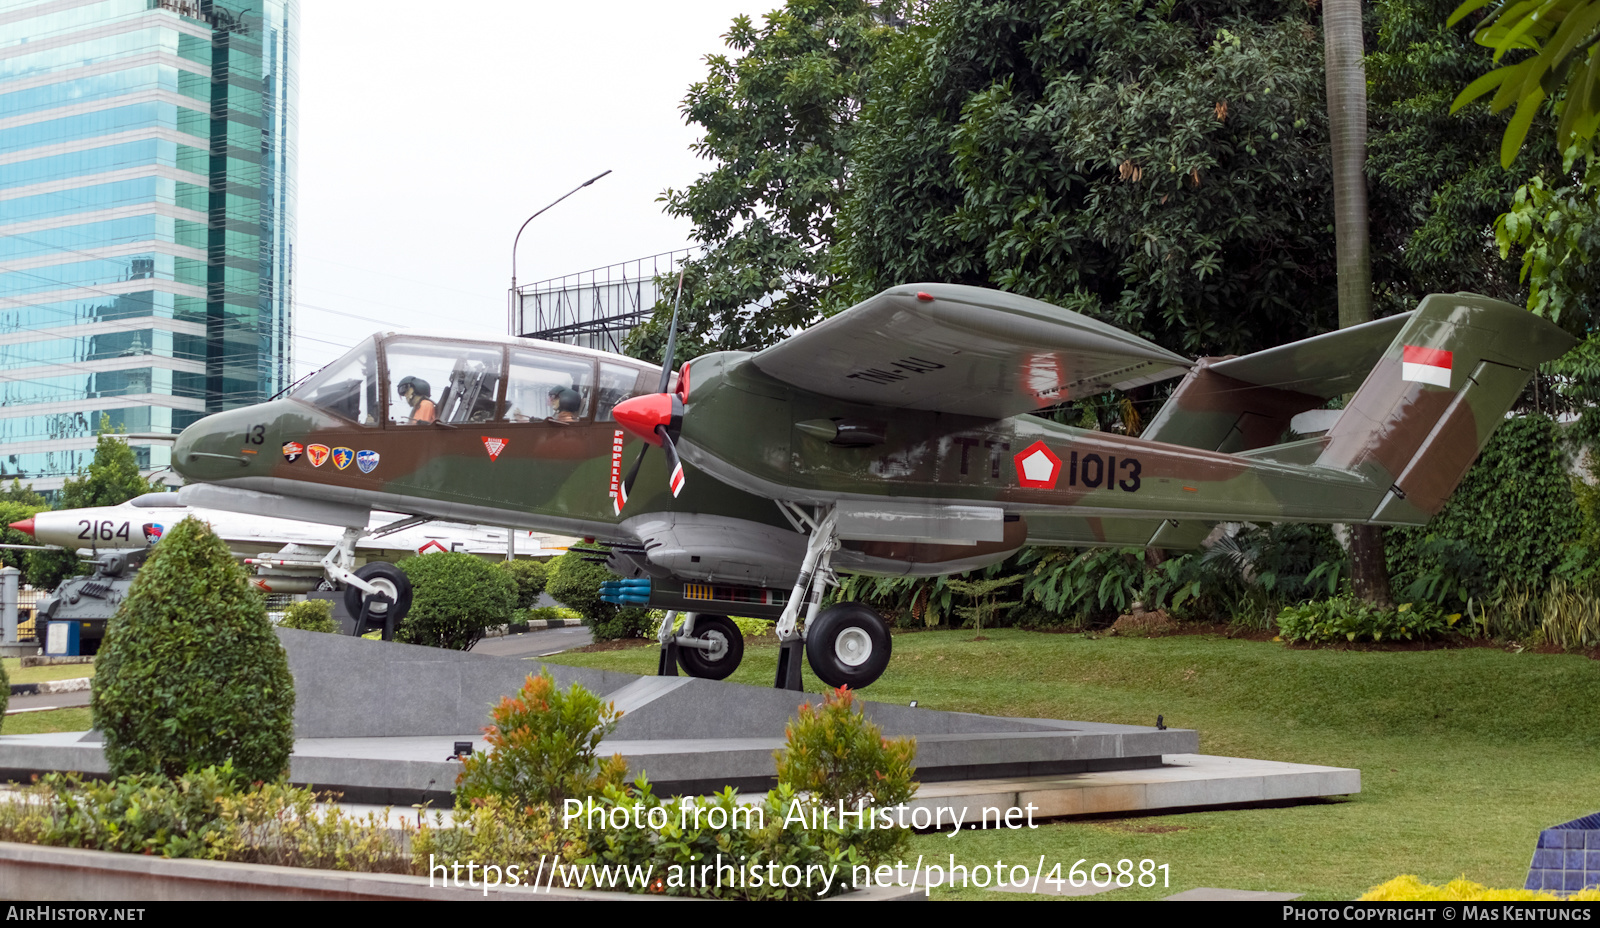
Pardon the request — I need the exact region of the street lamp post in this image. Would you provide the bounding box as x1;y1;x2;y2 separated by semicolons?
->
507;169;612;335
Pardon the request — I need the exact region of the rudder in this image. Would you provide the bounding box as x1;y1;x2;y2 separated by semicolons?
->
1311;293;1574;524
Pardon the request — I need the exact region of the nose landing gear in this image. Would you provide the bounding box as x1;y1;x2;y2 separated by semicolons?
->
343;561;413;639
320;525;414;640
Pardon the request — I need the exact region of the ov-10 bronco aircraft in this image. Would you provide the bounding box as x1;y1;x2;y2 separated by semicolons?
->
168;283;1572;689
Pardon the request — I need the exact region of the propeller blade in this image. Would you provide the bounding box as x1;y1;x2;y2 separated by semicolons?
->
657;426;686;498
657;269;686;394
616;443;649;515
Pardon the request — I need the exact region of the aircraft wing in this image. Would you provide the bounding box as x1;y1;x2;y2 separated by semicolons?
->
750;283;1192;419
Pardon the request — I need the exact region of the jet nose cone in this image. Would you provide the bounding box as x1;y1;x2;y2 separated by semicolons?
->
8;518;31;536
613;394;671;447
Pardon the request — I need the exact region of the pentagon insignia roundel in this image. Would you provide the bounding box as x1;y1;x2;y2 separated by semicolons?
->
1013;440;1063;489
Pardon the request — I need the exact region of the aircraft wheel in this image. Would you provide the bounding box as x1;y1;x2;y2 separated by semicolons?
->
805;602;891;689
676;614;744;680
343;562;413;632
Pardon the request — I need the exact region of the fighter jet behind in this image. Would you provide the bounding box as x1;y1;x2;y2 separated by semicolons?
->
10;493;571;652
11;492;572;596
168;284;1574;690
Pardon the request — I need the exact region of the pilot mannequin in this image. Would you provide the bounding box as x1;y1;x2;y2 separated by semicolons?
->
551;387;582;422
397;376;436;424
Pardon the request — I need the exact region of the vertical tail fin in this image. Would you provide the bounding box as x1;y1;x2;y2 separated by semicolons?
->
1312;293;1574;523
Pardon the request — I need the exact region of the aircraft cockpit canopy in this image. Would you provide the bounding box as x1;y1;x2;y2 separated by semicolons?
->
294;337;380;425
289;334;656;428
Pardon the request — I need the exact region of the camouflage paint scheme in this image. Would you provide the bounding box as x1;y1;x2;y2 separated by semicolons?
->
172;285;1573;591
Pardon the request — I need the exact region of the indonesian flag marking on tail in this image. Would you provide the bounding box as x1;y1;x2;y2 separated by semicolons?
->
1402;345;1453;388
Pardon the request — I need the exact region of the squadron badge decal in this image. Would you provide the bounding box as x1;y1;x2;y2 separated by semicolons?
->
306;444;330;467
331;447;355;471
281;441;304;463
356;450;379;474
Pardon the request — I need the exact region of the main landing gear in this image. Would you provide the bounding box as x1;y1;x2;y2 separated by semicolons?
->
652;504;892;691
804;601;892;688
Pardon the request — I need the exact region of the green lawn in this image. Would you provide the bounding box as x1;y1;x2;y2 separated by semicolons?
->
2;707;89;735
2;657;92;686
544;628;1600;900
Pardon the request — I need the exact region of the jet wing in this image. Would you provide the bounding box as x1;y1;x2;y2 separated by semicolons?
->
750;283;1192;419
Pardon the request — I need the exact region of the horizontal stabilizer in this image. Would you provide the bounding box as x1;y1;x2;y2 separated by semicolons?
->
1208;313;1413;398
1142;314;1415;455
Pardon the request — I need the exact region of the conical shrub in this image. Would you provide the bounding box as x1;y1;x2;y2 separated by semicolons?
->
91;516;294;781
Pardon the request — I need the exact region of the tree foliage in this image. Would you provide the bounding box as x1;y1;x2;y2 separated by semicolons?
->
545;547;654;640
455;669;628;816
0;486;42;576
1370;0;1558;318
91;516;294;782
497;558;549;610
838;0;1338;358
1447;0;1600;166
1386;415;1583;593
632;0;901;365
1494;154;1600;334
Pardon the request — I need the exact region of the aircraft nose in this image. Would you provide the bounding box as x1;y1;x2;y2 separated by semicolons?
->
9;518;32;536
172;405;266;481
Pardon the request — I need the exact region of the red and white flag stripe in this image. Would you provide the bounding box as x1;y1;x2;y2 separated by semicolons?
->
1401;345;1452;387
668;463;685;497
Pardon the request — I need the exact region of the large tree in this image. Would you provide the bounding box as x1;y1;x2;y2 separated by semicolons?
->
1369;0;1556;317
1325;0;1394;604
1447;0;1600;166
838;0;1339;359
632;0;901;365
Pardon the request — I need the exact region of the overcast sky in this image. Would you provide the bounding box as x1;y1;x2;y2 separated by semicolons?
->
292;0;778;376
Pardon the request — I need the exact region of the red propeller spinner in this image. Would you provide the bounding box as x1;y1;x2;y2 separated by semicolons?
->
614;270;690;514
612;392;676;447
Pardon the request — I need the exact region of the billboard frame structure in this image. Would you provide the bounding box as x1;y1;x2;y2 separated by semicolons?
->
510;249;696;353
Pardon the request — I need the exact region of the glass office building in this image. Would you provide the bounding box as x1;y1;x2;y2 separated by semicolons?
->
0;0;295;491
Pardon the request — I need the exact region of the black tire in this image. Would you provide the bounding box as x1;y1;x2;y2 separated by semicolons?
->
676;614;744;680
805;602;892;689
343;562;413;633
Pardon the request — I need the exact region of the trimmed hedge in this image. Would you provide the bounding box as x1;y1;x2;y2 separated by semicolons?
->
497;559;549;609
544;547;654;640
278;600;337;634
397;552;516;651
91;516;294;782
